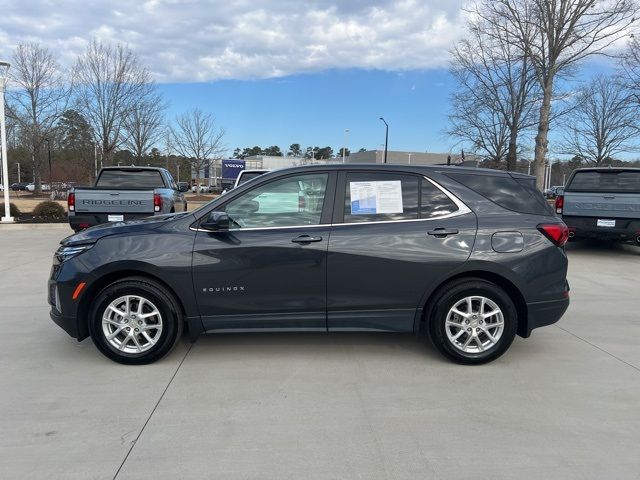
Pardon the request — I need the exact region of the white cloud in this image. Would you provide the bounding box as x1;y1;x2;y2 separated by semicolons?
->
0;0;468;82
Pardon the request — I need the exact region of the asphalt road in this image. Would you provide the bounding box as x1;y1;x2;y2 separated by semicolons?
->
1;225;639;480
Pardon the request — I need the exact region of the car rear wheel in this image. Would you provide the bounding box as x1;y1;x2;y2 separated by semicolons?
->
88;278;183;365
428;279;517;364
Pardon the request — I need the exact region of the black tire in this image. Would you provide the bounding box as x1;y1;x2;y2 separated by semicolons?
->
88;277;183;365
428;278;517;365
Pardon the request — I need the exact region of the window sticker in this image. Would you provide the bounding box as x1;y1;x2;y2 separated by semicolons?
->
350;181;403;214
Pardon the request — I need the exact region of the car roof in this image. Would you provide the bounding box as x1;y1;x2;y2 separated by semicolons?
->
265;163;527;178
572;167;640;172
100;166;167;172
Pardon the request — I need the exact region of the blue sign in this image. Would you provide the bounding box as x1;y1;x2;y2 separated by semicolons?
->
222;159;245;181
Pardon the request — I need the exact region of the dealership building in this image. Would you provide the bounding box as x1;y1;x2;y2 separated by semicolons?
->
345;150;478;167
197;150;477;186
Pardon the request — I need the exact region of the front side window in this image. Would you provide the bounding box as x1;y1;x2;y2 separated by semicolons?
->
223;173;328;229
344;172;419;223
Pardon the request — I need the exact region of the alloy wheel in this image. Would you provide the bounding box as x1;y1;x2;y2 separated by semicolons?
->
445;295;504;354
101;295;163;354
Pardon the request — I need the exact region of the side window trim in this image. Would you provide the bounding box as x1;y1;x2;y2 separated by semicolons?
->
192;172;471;231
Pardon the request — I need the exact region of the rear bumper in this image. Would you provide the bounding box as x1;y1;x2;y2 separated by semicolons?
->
522;296;570;337
69;213;154;231
562;215;640;243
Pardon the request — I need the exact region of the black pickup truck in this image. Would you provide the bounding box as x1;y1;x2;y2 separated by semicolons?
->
68;167;189;232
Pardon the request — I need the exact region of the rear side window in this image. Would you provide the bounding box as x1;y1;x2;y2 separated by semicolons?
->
96;170;165;189
567;171;640;193
421;179;459;218
344;172;418;223
446;173;552;215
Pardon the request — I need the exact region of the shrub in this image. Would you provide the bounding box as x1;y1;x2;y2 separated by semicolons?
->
32;201;66;219
0;203;21;217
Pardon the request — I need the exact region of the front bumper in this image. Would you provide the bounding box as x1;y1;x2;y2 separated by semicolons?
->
49;307;82;339
48;257;91;341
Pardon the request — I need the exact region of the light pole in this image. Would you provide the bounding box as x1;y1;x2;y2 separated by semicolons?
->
406;153;412;164
1;60;13;222
379;117;388;164
45;138;52;188
342;129;350;163
94;142;98;179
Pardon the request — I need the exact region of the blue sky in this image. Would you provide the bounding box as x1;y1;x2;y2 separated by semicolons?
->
159;69;455;155
0;0;632;159
159;62;619;158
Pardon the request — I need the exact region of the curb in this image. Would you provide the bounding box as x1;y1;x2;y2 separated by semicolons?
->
0;223;72;231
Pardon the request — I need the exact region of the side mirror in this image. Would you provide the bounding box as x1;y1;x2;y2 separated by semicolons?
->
200;211;230;231
178;184;189;192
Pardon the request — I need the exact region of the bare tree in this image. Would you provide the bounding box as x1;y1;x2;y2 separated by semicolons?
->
620;36;640;105
448;11;540;169
8;42;70;192
447;92;511;166
74;40;154;164
477;0;637;187
122;92;167;163
560;75;638;165
170;109;225;189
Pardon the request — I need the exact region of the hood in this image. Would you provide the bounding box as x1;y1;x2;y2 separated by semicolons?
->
61;212;192;246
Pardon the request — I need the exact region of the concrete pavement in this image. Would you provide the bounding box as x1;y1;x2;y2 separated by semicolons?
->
0;228;639;479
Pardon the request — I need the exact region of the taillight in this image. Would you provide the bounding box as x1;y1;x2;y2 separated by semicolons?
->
153;193;162;212
67;192;75;212
537;223;569;247
554;195;564;214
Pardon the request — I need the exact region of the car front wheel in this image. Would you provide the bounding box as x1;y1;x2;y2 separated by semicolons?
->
428;279;517;364
88;278;183;365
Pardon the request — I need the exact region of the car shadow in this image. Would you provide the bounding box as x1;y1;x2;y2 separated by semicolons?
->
181;331;447;363
565;239;640;257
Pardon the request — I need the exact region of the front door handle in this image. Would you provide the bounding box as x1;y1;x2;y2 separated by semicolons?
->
427;228;459;238
292;235;323;243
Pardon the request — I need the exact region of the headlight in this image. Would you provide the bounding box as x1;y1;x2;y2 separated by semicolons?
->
55;244;94;263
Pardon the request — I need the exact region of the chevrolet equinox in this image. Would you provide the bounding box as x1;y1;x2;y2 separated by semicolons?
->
49;164;570;365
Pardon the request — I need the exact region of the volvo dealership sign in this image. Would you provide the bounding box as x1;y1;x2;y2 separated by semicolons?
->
222;159;246;181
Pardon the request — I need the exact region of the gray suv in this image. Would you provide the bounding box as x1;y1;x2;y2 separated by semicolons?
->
49;164;569;365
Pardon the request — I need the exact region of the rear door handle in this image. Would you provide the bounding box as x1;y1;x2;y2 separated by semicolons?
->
292;235;323;243
427;228;459;237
